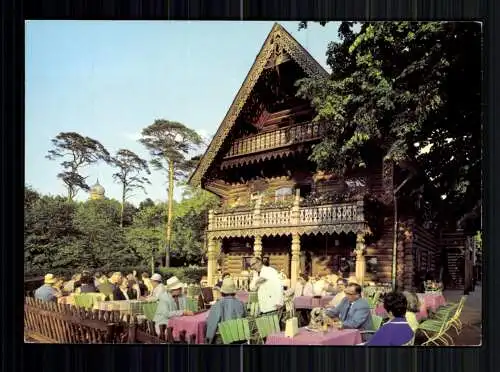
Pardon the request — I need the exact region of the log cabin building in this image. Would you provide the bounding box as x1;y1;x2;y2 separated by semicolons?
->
189;23;476;291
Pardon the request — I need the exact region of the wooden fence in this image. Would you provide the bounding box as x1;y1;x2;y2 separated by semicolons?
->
24;297;195;344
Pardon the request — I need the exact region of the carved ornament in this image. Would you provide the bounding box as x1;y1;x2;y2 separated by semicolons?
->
189;23;329;187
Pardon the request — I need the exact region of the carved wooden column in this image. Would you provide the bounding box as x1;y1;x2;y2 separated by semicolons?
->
290;189;301;225
253;235;263;258
207;237;217;286
253;195;262;228
355;233;366;286
290;233;301;288
208;209;214;231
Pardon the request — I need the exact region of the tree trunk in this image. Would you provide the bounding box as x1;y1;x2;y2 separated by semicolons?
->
67;185;73;202
120;183;126;228
165;159;174;268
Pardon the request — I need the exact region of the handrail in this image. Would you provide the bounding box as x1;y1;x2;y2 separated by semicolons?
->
224;121;325;158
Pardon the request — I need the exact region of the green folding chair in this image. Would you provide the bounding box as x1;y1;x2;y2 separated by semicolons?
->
73;293;95;310
186;297;200;312
218;318;251;344
419;305;457;346
247;302;260;318
358;314;384;344
248;291;258;304
142;301;158;321
255;314;281;344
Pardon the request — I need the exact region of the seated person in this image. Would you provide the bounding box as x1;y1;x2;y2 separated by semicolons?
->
205;278;246;344
294;274;313;297
402;291;420;333
140;272;154;296
215;272;231;289
200;276;209;287
148;273;166;300
312;274;329;297
153;276;193;336
34;274;62;302
325;283;373;331
96;275;114;300
78;273;98;293
112;277;128;301
327;278;348;307
366;291;414;346
325;270;340;291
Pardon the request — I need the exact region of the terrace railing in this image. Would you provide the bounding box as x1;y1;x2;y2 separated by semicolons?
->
224;121;325;158
208;199;365;231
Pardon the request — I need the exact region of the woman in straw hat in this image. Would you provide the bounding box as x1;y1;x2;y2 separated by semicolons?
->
153;276;194;336
34;274;62;302
205;277;246;344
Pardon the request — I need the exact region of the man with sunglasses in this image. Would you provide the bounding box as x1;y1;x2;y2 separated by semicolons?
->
324;282;373;331
249;257;284;315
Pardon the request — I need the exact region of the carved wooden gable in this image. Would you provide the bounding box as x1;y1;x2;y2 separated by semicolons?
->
189;23;329;188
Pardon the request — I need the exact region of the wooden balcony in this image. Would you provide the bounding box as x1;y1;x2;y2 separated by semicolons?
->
224;121;325;158
207;200;366;237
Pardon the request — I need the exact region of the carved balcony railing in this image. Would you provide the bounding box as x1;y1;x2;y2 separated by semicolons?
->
208;200;365;232
224;121;325;158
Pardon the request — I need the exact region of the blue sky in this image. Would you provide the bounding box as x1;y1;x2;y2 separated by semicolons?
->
25;21;342;206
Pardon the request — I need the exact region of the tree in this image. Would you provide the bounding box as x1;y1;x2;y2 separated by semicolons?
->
296;22;481;229
171;185;219;265
73;199;138;270
139;120;203;267
46;132;110;201
139;197;155;210
109;149;151;227
24;194;81;272
24;185;40;210
127;202;166;271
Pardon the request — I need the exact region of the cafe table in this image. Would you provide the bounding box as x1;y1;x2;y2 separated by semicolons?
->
375;301;428;321
235;291;249;303
265;327;362;345
168;311;209;344
293;296;334;309
417;293;446;312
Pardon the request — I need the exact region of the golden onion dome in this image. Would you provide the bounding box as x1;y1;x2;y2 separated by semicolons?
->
90;179;105;198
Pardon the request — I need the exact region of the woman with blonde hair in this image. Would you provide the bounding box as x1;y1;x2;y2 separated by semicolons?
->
402;291;420;332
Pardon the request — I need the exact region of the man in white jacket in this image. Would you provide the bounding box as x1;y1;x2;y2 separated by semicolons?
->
249;257;284;314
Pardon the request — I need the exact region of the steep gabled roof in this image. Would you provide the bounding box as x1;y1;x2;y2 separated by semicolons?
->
189;23;329;187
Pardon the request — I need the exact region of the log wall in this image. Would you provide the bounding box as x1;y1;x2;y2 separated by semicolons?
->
439;231;468;289
403;223;440;290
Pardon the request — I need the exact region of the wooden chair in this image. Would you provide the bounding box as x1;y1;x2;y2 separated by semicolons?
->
218;318;251;344
200;287;214;309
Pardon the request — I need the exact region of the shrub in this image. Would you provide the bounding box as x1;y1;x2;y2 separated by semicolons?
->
157;266;207;284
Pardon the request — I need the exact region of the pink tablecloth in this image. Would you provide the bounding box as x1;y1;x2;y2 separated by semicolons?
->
417;293;446;312
235;291;249;303
375;301;428;320
168;311;209;344
266;328;361;345
294;296;334;309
